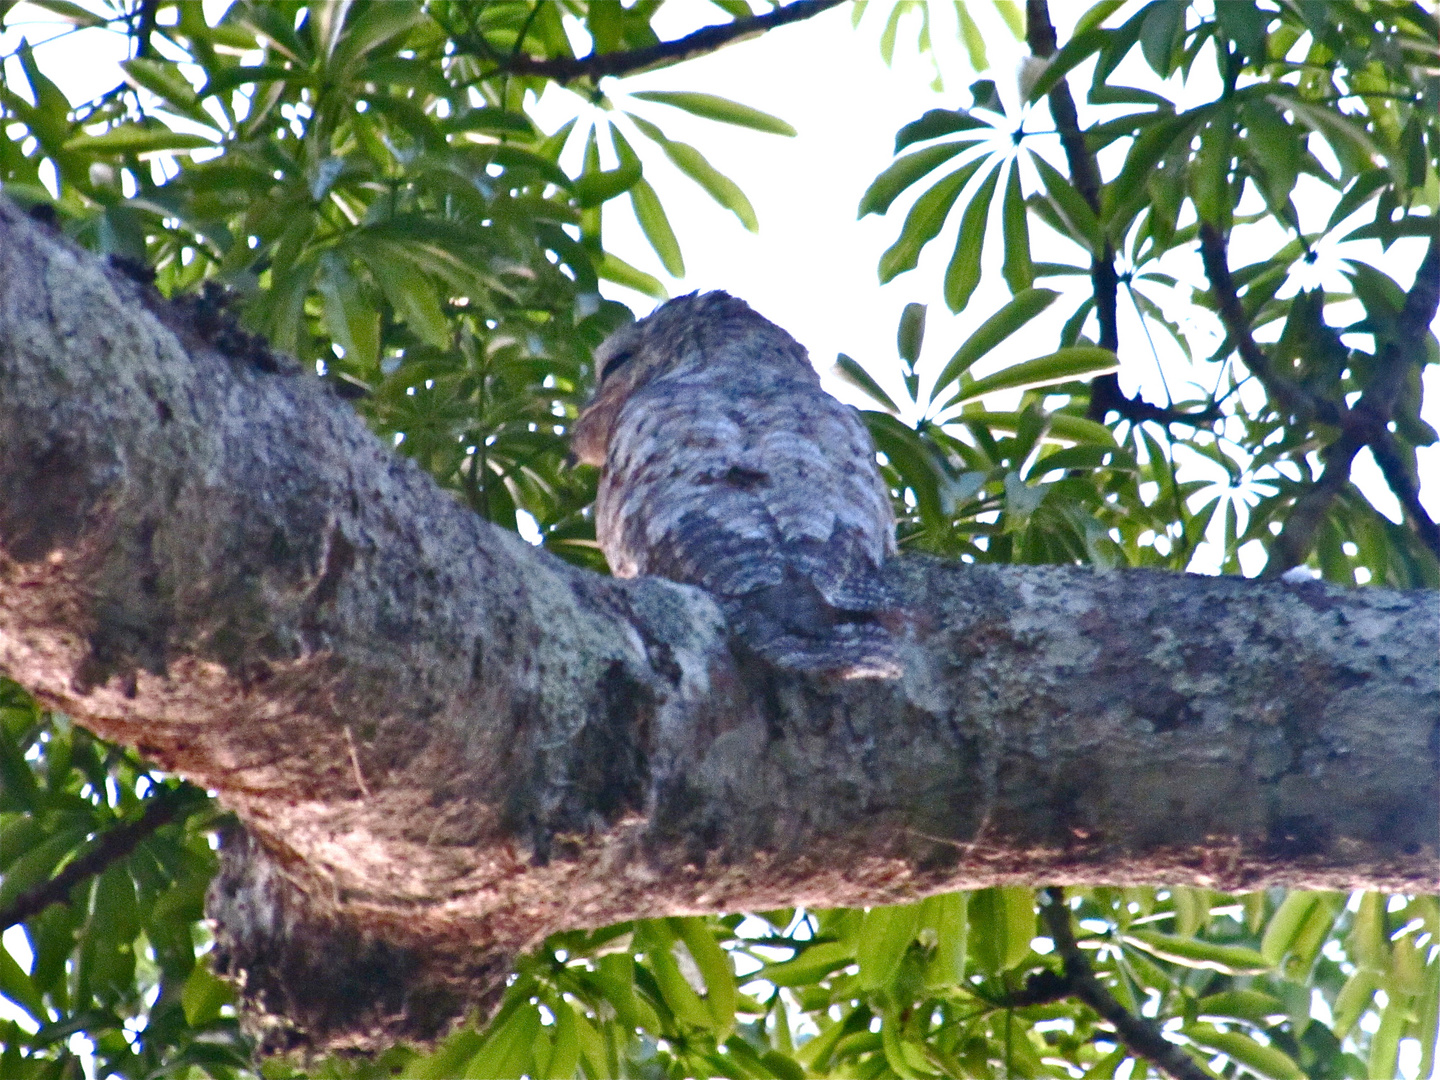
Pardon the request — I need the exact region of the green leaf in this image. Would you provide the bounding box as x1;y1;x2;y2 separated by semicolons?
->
180;959;234;1026
761;940;856;986
1331;967;1380;1040
1189;111;1234;227
316;252;379;365
919;891;968;987
961;411;1115;445
630;91;795;136
628;114;757;231
1030;151;1103;252
0;937;45;1020
934;287;1059;396
628;177;684;277
1347;891;1387;971
329;1;427;78
969;887;1033;973
897;302;926;364
893;107;989;153
597;252;666;298
571;160;642;208
1001;161;1033;293
857;902;921;991
1369;992;1406;1080
944;346;1118;409
1026;29;1109;103
63;124;216;155
954;3;988;69
944;163;1001;312
535;998;580;1080
1195;989;1286;1022
362;248;451;349
878;157;985;283
24;1;108;27
1139;0;1185;75
1277;96;1387;183
119;58;213;126
644;934;714;1031
671;916;736;1036
1180;1024;1304;1080
859;141;970;218
1214;1;1269;63
464;1002;541;1079
1124;931;1271;974
835;353;902;413
1260;891;1320;966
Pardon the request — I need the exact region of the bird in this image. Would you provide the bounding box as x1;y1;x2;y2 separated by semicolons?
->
570;291;901;679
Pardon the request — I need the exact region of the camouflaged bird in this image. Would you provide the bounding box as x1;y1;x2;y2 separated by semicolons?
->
571;291;901;678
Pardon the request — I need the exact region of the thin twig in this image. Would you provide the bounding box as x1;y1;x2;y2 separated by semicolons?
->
0;785;197;931
1258;230;1440;576
1198;223;1343;427
1370;427;1440;561
480;0;845;85
1040;888;1213;1080
344;725;372;798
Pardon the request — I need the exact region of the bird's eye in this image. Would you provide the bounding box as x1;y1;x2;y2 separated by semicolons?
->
599;349;635;383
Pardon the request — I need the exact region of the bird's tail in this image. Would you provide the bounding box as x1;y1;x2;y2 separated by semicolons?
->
722;583;903;680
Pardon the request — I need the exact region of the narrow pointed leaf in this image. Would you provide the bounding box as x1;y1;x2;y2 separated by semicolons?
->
893;107;990;152
1001;161;1033;292
1180;1025;1304;1080
631;91;795;136
945;346;1118;408
857;903;921;991
629;114;757;230
597;252;666;298
835;353;902;413
877;157;984;283
860;141;970;217
944;163;1001;311
629;177;683;277
1125;932;1271;974
1030;153;1103;253
934;287;1059;396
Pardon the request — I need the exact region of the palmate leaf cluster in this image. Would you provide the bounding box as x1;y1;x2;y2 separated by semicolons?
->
0;2;1437;1079
845;0;1440;586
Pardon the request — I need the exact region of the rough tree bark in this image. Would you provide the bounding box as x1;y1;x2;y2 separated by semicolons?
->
0;197;1435;1052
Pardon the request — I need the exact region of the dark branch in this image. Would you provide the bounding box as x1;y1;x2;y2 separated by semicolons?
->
484;0;845;84
1199;223;1344;427
1087;376;1222;428
1261;428;1364;580
1026;1;1127;421
133;0;159;59
1259;229;1440;577
0;785;198;931
1370;427;1440;561
1040;889;1212;1080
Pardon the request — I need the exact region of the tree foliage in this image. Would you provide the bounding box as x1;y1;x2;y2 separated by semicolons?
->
0;1;1436;1078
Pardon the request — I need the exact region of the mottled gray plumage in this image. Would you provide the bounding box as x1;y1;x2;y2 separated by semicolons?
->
572;291;900;678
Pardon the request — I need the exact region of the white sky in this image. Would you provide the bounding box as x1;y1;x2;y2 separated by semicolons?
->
3;0;1438;579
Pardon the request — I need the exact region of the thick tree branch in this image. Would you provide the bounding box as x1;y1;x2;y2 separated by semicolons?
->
0;783;198;931
476;0;845;84
1040;889;1212;1080
1;198;1435;1052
